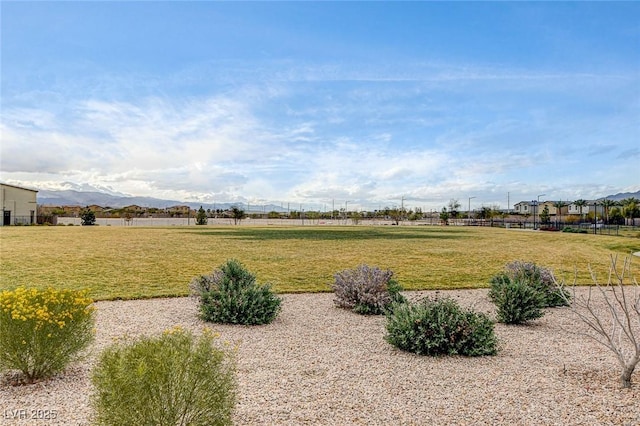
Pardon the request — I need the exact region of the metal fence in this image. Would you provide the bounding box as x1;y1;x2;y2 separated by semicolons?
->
1;215;36;226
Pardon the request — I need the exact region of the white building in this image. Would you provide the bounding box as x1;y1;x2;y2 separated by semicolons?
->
0;183;38;225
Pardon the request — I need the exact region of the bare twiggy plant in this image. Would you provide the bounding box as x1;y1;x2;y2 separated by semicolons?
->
557;255;639;388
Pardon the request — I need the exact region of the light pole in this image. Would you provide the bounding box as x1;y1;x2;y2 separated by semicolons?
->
536;194;546;230
468;197;476;223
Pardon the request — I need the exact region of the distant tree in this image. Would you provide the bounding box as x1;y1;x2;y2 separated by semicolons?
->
620;198;639;226
609;207;625;225
539;205;551;225
574;199;588;222
231;206;245;225
408;208;423;221
476;206;493;220
448;199;461;219
600;199;618;225
80;209;96;226
553;201;567;227
196;206;208;225
475;206;500;226
52;207;66;217
388;208;403;225
307;211;320;223
439;207;450;225
342;208;350;223
267;211;280;219
351;211;363;225
498;211;509;227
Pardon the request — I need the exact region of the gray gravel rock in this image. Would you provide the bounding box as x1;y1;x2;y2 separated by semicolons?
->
1;289;638;425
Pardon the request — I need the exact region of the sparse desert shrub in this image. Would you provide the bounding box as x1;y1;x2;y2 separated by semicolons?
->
92;328;236;426
488;274;546;324
502;260;570;307
0;287;95;383
385;297;497;356
190;259;281;325
332;264;406;315
558;255;640;389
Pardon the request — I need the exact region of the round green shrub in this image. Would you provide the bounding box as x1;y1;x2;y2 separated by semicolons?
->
332;264;406;315
0;287;95;383
385;297;498;356
502;260;570;307
190;259;281;325
488;275;546;324
91;328;236;426
80;209;96;226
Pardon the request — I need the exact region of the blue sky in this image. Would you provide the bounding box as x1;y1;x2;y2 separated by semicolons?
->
2;2;639;211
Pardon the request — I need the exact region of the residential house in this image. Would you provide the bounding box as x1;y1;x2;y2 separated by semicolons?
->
87;204;105;213
62;206;83;216
122;205;145;213
567;201;602;218
513;201;532;215
167;205;192;216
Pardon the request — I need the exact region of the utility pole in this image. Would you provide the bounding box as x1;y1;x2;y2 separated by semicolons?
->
345;200;349;224
468;196;476;222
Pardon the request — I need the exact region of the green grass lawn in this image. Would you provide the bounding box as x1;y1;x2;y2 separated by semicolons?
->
1;225;638;300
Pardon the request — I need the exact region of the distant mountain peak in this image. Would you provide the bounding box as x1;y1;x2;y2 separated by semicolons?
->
597;191;640;201
36;189;286;213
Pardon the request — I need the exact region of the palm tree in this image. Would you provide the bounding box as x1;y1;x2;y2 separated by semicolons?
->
553;200;567;228
600;199;618;225
620;197;639;226
574;199;588;223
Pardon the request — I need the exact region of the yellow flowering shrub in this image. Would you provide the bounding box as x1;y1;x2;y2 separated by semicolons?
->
0;287;95;383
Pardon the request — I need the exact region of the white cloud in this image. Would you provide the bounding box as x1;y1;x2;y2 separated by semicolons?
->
2;59;638;210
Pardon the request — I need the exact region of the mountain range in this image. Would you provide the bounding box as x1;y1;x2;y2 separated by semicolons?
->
35;189;640;212
600;191;640;202
36;189;287;213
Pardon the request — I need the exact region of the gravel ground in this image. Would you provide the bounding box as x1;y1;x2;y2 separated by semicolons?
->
1;288;639;426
